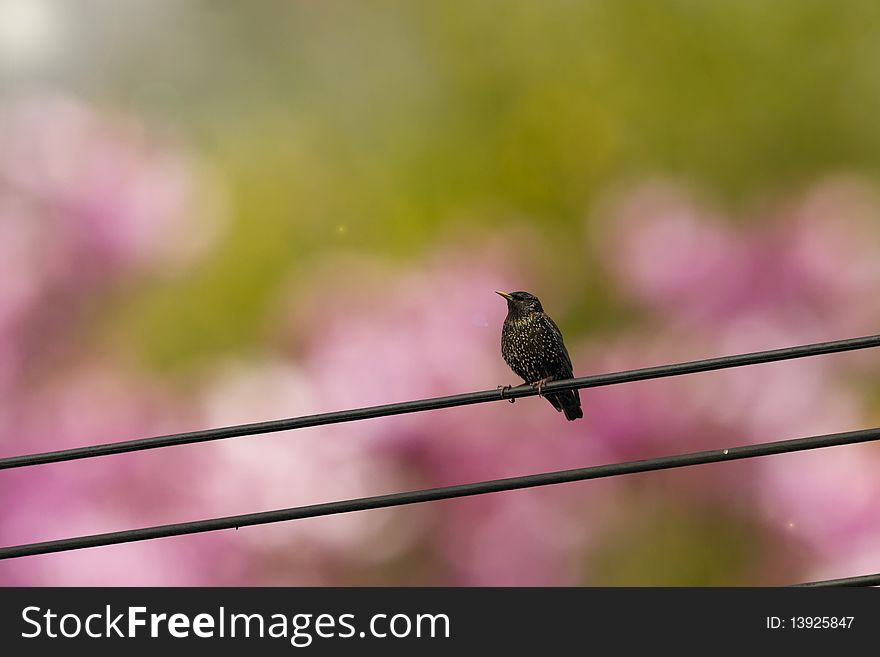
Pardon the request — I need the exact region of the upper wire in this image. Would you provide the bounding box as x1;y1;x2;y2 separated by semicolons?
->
2;333;879;471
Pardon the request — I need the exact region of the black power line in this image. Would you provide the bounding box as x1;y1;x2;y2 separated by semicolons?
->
2;333;879;471
793;573;880;588
2;426;878;560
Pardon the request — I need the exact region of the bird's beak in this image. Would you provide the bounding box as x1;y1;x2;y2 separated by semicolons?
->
495;291;513;301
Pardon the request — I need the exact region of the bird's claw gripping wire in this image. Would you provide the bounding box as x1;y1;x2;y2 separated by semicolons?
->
497;385;516;403
531;377;551;398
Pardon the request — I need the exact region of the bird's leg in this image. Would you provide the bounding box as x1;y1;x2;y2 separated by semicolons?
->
496;384;516;403
531;377;553;397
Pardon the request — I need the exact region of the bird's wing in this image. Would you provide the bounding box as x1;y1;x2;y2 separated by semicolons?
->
541;314;574;375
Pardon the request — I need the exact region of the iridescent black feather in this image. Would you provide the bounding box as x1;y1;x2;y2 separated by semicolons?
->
498;291;583;421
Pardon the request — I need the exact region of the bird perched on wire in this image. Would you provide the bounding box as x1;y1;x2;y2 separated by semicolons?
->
496;290;583;421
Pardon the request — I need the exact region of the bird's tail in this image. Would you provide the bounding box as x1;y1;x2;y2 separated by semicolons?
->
548;390;583;421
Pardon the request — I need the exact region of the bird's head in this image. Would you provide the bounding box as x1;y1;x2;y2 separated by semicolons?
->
495;290;544;315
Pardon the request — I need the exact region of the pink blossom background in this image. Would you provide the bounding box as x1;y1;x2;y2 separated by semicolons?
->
2;95;880;585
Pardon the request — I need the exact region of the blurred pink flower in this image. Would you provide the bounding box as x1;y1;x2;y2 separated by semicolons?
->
757;446;880;559
601;180;880;337
0;94;223;585
0;94;218;393
594;179;880;581
0;95;202;272
597;184;748;324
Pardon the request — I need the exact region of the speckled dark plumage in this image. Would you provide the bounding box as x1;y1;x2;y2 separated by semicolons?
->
497;291;583;421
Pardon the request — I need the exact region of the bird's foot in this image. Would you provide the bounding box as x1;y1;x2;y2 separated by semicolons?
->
496;385;516;404
531;377;552;397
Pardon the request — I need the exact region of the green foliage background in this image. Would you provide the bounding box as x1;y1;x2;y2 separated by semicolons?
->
79;1;880;374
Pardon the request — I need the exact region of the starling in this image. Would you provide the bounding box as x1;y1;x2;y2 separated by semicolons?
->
496;290;583;421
